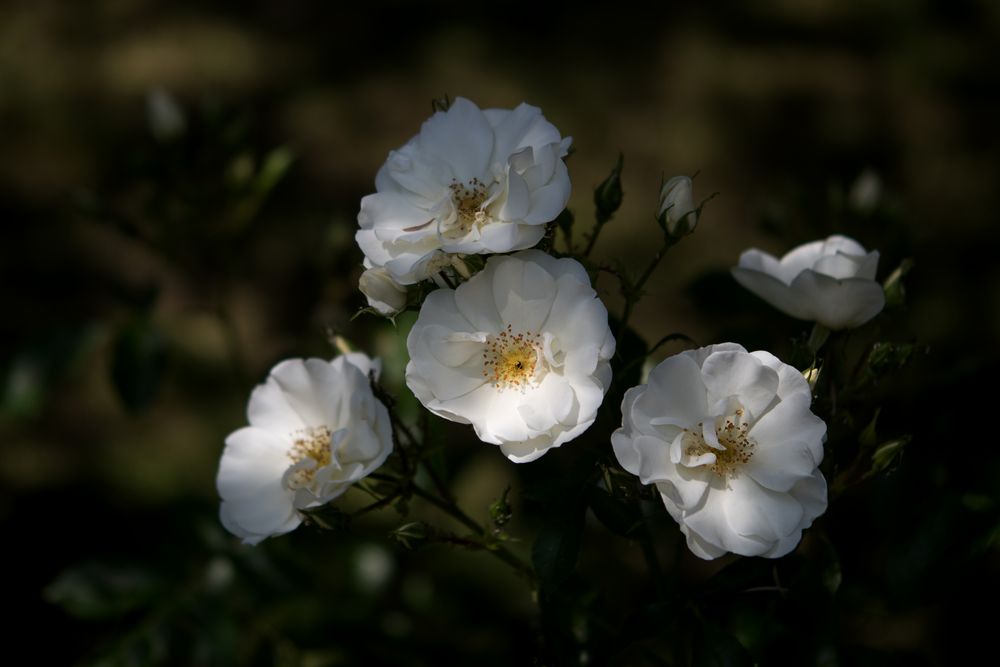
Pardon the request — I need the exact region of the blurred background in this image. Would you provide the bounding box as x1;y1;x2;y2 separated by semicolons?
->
3;0;998;664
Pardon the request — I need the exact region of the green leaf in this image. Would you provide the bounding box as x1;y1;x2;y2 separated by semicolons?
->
45;563;162;620
698;557;774;599
865;341;925;380
865;436;911;479
806;323;830;354
390;521;433;550
859;408;881;449
254;146;295;197
111;319;168;413
588;486;642;538
689;615;755;667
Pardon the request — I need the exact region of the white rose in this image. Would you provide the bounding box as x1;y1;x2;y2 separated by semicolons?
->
359;264;407;316
356;97;573;284
405;250;615;463
731;234;885;330
216;354;392;544
612;343;827;560
658;175;698;236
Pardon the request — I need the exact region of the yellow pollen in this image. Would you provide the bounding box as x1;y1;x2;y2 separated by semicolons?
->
683;415;756;478
286;425;333;488
447;178;489;235
482;324;542;391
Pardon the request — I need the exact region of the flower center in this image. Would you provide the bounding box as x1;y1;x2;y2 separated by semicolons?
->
683;409;756;478
444;178;490;237
482;325;543;391
286;425;333;489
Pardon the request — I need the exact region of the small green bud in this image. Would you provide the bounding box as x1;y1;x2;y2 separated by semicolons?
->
883;258;914;309
594;154;624;224
390;521;432;550
489;486;514;528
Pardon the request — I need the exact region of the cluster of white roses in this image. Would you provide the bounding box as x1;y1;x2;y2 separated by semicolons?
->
216;97;886;561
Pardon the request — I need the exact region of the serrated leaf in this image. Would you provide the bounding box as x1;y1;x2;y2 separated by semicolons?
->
391;521;432;550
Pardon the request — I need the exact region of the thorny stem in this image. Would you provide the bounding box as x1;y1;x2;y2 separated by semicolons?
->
561;221;573;254
368;472;536;584
820;331;849;416
424;463;454;502
408;485;536;583
615;332;696;388
418;409;454;500
617;236;680;341
582;221;604;258
635;495;668;602
387;410;417;471
353;491;403;517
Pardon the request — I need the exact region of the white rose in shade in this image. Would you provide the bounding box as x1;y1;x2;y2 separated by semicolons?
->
356;97;573;285
405;250;615;463
658;175;698;236
731;234;885;330
612;343;827;560
217;354;392;544
360;264;407;316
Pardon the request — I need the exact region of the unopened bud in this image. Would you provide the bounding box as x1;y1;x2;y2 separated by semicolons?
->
360;267;407;317
594;154;624;224
658;175;698;237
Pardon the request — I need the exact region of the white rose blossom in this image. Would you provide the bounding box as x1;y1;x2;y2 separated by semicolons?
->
217;353;393;544
405;250;615;463
356;97;572;285
731;234;885;330
359;263;408;317
612;343;827;560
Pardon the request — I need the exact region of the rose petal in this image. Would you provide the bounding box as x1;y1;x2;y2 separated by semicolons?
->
789;270;887;329
417;97;493;180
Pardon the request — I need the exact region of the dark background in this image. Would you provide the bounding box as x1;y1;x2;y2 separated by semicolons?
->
2;1;998;664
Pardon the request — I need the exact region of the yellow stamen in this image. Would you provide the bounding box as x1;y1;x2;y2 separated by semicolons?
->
482;324;542;391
